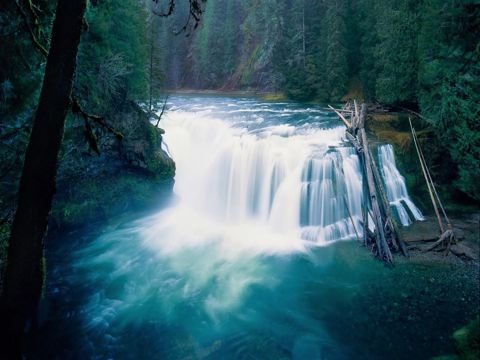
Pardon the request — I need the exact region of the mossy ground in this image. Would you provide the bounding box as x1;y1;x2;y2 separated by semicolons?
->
262;93;287;102
51;171;173;229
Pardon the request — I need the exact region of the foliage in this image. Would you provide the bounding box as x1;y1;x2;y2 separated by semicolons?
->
417;0;480;200
74;0;149;114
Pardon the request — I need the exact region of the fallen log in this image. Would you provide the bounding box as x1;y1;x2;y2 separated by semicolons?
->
328;105;352;128
368;147;408;256
359;105;393;263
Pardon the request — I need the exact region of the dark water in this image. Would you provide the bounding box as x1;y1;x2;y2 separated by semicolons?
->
30;96;479;359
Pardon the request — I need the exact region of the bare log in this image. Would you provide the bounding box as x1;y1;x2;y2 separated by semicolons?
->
412;126;452;230
368;147;407;256
328;105;352;128
359;105;393;263
409;118;444;234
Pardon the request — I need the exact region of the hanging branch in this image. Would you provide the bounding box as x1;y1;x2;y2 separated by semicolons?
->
0;121;30;141
15;0;48;57
151;0;176;17
151;0;206;36
71;98;123;155
155;95;169;128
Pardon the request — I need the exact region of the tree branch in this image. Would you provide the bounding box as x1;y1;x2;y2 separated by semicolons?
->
14;0;48;57
71;97;123;155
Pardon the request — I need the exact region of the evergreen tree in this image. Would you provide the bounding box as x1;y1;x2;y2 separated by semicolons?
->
418;0;480;199
321;0;349;100
374;0;419;104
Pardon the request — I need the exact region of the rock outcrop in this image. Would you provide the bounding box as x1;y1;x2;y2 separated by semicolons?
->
51;101;175;229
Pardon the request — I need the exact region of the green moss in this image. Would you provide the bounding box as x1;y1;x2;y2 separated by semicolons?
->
59;201;98;228
454;317;480;360
262;93;287;102
146;152;175;179
434;317;480;360
147;123;160;147
52;171;173;229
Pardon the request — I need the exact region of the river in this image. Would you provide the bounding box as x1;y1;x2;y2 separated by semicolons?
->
32;95;478;359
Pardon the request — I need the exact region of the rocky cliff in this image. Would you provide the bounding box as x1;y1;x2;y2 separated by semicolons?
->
51;101;175;229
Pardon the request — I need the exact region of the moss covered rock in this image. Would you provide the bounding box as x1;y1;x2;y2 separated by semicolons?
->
51;101;175;229
433;317;480;360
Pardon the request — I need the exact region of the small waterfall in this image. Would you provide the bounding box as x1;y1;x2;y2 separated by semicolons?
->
378;144;424;226
299;148;363;242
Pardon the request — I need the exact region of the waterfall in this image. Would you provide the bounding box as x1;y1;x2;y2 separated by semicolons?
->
160;99;423;250
162;105;366;246
378;144;424;226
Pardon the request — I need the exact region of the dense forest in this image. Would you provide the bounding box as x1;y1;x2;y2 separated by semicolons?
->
0;0;479;359
156;0;480;200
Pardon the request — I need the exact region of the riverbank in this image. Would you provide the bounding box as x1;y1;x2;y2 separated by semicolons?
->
165;89;288;101
399;214;479;264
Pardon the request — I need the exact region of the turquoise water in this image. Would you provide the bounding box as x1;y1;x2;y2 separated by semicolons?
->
32;96;479;359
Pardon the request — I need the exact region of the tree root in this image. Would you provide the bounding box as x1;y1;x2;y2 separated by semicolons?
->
425;229;455;251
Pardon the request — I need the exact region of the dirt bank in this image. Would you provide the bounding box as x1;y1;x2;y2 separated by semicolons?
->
399;214;479;266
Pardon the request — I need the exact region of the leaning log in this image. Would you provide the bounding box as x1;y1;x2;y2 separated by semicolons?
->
358;105;393;263
328;105;352;128
368;147;408;256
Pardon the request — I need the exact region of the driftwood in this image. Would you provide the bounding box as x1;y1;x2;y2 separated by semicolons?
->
409;118;457;254
367;147;408;256
410;119;444;234
328;105;352;128
328;101;410;264
359;108;393;263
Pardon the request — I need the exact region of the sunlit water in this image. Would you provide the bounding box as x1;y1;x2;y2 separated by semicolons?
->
34;95;477;359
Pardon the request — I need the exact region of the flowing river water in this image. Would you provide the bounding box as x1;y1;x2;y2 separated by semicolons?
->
33;95;478;359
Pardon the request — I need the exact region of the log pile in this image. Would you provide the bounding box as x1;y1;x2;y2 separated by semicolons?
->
329;101;407;264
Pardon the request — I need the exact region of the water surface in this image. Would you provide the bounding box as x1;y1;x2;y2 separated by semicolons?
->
34;95;478;359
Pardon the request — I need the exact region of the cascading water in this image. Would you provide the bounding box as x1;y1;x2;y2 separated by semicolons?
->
162;100;364;246
378;144;424;226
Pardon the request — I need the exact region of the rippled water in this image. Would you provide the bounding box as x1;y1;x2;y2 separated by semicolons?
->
32;95;477;359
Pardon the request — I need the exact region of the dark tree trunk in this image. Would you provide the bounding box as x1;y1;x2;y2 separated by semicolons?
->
0;0;87;358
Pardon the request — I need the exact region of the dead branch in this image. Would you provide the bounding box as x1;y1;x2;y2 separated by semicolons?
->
155;95;169;128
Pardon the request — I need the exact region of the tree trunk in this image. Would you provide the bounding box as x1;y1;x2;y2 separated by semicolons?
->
0;0;87;358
